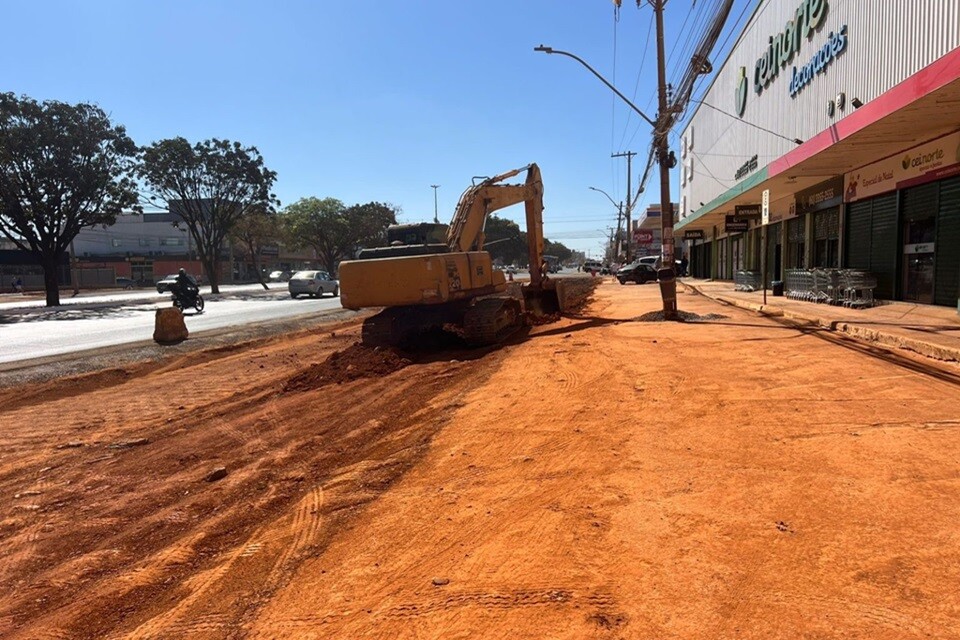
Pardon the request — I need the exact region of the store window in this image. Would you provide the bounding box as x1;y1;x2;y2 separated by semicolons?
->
813;208;839;267
111;238;122;247
161;237;184;246
139;238;150;247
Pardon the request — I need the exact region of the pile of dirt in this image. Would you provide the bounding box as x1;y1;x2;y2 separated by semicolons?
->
524;311;561;326
283;343;412;392
632;310;728;323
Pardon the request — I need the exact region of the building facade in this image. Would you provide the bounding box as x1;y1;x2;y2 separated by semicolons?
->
677;0;960;307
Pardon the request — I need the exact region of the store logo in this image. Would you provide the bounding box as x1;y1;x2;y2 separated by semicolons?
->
902;148;944;171
735;67;747;116
754;0;828;96
788;25;848;97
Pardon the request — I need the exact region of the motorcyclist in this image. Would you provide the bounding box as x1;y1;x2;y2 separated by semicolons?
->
173;268;199;301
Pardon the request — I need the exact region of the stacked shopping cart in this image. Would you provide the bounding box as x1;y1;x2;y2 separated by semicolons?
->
783;268;876;307
734;270;762;292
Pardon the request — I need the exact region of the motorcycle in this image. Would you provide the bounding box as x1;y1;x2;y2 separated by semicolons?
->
170;284;205;313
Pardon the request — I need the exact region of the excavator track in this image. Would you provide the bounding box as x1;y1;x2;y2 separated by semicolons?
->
463;297;523;346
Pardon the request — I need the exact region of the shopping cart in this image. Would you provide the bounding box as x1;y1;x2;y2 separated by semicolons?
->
839;270;877;308
734;270;762;292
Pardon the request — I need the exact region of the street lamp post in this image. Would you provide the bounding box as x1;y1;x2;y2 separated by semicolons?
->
589;186;624;260
430;184;440;224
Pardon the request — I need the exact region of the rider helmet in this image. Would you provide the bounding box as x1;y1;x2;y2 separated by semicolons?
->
179;268;186;276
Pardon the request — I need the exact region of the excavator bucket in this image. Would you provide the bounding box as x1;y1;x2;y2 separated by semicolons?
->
522;281;561;316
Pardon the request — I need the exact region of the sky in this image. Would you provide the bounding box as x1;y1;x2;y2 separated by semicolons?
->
2;0;755;258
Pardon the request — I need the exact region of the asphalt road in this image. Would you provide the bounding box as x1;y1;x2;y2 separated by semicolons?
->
0;287;344;364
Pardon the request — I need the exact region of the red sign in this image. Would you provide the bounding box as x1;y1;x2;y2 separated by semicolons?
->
634;229;654;245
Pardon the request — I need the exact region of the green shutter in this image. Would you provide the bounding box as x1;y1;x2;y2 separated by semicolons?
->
935;176;960;307
869;193;899;300
846;201;872;269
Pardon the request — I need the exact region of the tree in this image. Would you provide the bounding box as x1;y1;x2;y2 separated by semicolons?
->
0;93;139;306
283;198;397;275
230;208;280;290
544;239;573;264
138;137;277;293
483;215;527;266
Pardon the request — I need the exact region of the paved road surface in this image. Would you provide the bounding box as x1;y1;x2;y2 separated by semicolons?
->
0;289;343;364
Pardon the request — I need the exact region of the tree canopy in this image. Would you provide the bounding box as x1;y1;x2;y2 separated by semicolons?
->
138;137;277;293
480;215;573;267
230;208;281;289
283;198;398;275
0;93;140;306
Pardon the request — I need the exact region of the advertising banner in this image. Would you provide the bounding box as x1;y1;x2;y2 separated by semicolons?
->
844;131;960;203
634;229;654;245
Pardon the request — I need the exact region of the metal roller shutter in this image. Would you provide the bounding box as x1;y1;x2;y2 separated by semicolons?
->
870;193;899;300
935;176;960;306
846;201;872;269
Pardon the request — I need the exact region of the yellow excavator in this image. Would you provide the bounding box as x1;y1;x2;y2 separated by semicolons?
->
338;163;558;346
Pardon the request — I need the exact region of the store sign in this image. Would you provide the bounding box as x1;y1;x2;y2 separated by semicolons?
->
734;204;762;219
735;154;759;180
789;25;848;97
634;229;654;245
844;131;960;202
725;215;750;233
753;0;829;97
762;189;770;225
683;230;705;240
796;176;843;215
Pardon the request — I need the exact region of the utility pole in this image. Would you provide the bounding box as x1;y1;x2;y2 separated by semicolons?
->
430;185;440;223
611;150;636;262
652;0;678;319
615;201;624;259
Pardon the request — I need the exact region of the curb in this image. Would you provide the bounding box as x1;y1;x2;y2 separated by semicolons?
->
681;282;960;363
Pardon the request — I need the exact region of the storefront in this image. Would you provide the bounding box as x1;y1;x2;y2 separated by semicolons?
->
674;0;960;309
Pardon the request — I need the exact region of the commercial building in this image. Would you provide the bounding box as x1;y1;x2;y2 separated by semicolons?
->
632;203;679;259
677;0;960;308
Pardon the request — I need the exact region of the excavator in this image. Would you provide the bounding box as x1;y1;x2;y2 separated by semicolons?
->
338;163;559;346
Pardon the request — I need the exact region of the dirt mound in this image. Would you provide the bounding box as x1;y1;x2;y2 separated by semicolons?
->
524;311;561;326
283;343;412;392
632;310;728;322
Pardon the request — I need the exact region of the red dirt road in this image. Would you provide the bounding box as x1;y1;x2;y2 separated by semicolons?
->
2;282;960;638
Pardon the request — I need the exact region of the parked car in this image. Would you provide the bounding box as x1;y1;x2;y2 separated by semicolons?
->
617;262;658;285
269;270;293;282
156;274;179;293
637;256;662;269
288;270;339;298
116;277;137;290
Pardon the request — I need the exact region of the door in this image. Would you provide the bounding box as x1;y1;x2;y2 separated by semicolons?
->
901;217;936;303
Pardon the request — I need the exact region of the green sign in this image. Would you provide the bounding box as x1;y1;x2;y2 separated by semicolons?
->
753;0;828;96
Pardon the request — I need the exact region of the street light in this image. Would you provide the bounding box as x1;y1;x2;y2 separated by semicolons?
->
589;187;624;260
430;184;440;224
534;45;656;127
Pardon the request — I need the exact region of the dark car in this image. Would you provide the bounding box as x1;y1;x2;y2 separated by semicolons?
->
616;262;658;285
116;277;137;289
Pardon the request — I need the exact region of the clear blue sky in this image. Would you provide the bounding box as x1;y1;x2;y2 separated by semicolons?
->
2;0;753;258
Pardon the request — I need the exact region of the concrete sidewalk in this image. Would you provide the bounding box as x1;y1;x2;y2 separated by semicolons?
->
680;278;960;363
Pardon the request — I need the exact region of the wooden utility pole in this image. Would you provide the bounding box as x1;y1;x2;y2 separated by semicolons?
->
652;0;678;318
611;151;636;262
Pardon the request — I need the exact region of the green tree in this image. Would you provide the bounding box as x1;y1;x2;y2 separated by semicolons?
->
482;215;527;266
284;198;397;275
230;208;280;290
544;239;573;264
0;93;140;306
138;137;277;293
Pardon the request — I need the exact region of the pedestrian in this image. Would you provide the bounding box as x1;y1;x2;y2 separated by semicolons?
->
680;254;688;277
13;276;23;294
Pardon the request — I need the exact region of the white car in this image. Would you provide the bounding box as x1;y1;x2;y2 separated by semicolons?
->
288;270;339;298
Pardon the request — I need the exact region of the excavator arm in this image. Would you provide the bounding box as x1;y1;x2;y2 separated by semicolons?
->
445;163;546;288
